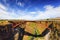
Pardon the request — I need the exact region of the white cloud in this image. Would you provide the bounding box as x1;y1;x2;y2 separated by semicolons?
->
0;4;17;19
0;4;6;10
33;5;60;20
44;5;54;10
0;3;60;20
17;2;24;7
29;12;37;14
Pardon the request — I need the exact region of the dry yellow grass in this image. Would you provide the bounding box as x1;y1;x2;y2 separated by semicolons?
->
0;20;11;26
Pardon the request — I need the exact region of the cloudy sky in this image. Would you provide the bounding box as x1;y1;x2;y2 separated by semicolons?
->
0;0;60;20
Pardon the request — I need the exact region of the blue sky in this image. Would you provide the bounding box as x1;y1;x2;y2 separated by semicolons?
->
0;0;60;20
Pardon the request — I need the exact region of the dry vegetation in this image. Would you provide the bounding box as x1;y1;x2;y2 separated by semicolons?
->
0;18;60;40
